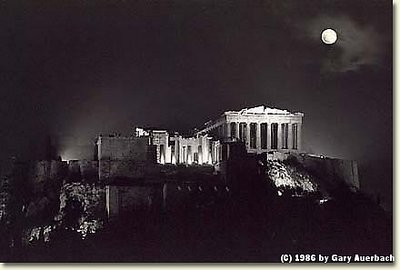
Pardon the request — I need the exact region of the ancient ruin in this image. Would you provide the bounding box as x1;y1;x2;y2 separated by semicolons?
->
107;105;304;166
0;104;386;262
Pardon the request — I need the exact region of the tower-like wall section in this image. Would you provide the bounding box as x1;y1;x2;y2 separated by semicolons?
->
96;136;157;180
97;136;149;161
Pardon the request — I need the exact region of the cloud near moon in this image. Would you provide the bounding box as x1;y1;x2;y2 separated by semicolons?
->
302;15;385;72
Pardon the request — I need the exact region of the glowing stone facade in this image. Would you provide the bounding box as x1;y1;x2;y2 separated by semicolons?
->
136;105;304;165
96;105;304;167
196;105;304;154
135;128;215;165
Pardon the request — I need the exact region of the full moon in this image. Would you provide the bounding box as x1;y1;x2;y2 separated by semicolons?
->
321;28;337;45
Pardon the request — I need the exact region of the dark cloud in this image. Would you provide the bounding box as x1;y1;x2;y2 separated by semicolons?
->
301;15;389;72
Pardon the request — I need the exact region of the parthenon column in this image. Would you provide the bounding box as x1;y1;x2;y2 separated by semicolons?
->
256;122;261;151
245;122;250;150
226;122;231;139
235;122;239;139
277;122;282;149
297;123;302;151
288;123;293;150
220;124;225;137
267;123;271;150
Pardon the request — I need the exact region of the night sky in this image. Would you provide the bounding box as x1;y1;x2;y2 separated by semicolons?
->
0;1;392;205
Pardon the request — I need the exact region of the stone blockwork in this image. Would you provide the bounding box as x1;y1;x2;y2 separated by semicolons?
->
78;160;99;182
104;164;223;220
162;182;230;211
105;181;231;220
295;154;360;191
96;135;157;181
32;160;68;193
25;160;68;223
106;184;163;220
66;160;99;183
99;160;161;181
97;135;151;161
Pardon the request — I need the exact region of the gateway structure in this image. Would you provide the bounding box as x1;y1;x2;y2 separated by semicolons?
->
134;128;215;165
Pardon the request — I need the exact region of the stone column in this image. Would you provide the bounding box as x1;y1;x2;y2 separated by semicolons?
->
218;142;222;161
214;142;217;163
177;138;180;163
161;145;166;164
277;123;282;149
226;122;231;139
236;122;240;139
256;122;261;151
177;139;181;164
288;123;293;150
267;123;271;150
297;123;302;151
245;122;251;150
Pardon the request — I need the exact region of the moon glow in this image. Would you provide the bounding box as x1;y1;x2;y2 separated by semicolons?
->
321;28;338;45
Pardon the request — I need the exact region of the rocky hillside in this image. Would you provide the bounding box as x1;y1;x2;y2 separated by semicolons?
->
265;159;320;197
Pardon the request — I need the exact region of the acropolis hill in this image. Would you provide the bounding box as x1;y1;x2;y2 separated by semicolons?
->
0;105;387;263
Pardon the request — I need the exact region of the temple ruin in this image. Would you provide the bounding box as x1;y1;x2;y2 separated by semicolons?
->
96;105;305;168
196;105;303;154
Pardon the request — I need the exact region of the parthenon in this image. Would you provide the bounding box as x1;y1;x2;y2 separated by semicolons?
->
196;105;304;154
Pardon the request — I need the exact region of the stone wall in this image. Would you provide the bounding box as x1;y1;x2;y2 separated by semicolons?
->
295;154;360;191
66;160;99;183
99;160;161;181
78;160;99;182
67;160;81;182
33;160;68;183
105;185;163;220
97;136;150;161
97;135;158;181
162;182;230;211
105;181;230;220
31;160;68;194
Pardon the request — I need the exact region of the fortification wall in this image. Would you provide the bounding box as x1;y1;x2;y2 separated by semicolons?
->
99;160;161;181
31;160;68;194
106;185;163;220
295;154;359;191
163;182;230;211
97;135;158;181
78;160;99;182
98;136;149;161
33;160;68;183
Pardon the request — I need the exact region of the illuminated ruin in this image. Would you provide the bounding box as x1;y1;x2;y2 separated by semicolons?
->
96;105;304;167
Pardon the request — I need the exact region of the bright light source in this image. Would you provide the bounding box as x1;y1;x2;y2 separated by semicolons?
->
321;28;338;45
